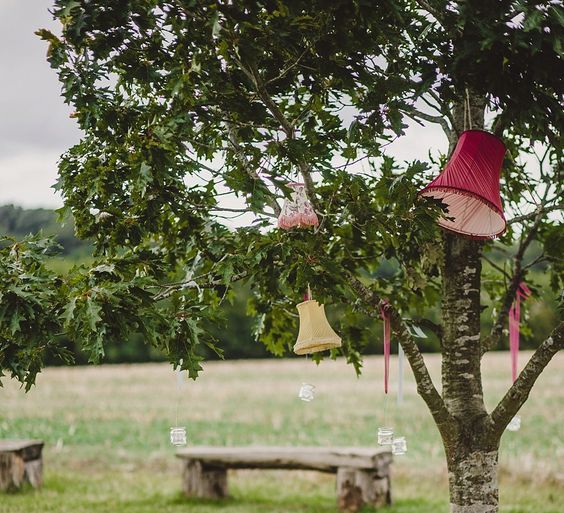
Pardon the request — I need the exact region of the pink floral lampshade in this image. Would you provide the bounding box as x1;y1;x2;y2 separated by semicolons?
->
278;182;319;230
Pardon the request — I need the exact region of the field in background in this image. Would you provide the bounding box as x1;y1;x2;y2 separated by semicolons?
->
0;352;562;513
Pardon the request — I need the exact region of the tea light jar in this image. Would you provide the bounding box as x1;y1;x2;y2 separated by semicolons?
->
298;383;316;402
377;427;394;446
506;415;521;432
392;436;407;455
170;426;187;446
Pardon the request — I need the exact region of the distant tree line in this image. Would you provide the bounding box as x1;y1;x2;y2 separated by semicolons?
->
0;205;91;257
0;205;557;365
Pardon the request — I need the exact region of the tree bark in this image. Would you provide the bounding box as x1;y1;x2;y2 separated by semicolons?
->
441;234;486;420
447;449;499;513
441;231;500;512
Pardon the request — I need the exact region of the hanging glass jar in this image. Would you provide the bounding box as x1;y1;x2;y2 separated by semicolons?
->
298;383;316;402
377;427;394;446
170;426;187;446
392;436;407;455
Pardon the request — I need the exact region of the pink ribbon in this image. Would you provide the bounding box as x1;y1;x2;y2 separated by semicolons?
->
380;302;391;394
509;283;531;383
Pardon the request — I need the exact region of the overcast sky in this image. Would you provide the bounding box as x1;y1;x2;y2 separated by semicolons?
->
0;0;80;207
0;1;447;210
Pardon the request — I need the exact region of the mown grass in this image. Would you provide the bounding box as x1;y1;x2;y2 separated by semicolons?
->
0;352;562;512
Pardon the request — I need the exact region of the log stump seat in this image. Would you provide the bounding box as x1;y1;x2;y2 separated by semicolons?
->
0;440;44;492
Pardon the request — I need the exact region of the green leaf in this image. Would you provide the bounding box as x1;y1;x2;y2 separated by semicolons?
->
85;297;102;331
62;297;77;325
10;307;21;335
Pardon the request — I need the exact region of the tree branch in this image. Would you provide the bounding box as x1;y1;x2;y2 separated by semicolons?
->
345;271;454;436
491;109;509;137
415;0;445;26
404;107;451;130
242;61;321;213
481;203;552;354
507;203;563;225
404;107;457;150
153;271;249;301
264;47;309;86
489;321;564;436
226;122;282;216
410;317;443;340
523;252;545;271
482;254;511;279
427;89;455;127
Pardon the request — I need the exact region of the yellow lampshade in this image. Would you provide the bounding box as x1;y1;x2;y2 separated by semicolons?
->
293;300;342;355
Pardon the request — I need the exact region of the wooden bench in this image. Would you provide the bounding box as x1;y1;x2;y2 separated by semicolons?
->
0;440;44;492
177;446;392;512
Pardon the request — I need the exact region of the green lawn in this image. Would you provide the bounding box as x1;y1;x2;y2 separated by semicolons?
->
0;352;562;512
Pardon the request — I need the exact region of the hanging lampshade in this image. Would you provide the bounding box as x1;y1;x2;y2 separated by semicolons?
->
293;300;341;355
278;183;319;230
418;130;506;239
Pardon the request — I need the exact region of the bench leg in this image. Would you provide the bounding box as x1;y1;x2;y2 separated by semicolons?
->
24;459;43;489
336;467;391;512
0;454;26;492
182;460;228;499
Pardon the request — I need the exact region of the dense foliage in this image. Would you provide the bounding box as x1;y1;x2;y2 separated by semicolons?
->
1;1;561;390
0;202;557;367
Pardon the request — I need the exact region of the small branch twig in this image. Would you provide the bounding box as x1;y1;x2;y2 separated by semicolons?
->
489;322;564;436
264;47;309;86
154;271;249;301
427;89;455;127
226;123;281;216
403;107;456;149
506;203;563;225
482;254;511;279
413;317;443;340
523;253;545;271
415;0;445;26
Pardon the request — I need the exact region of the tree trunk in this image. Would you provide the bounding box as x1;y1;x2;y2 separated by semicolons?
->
441;233;499;512
441;90;501;513
441;234;485;419
448;449;499;513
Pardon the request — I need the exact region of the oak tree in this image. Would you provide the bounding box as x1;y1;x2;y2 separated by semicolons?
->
1;1;562;512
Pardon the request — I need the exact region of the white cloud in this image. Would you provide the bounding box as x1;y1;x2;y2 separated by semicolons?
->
0;0;80;208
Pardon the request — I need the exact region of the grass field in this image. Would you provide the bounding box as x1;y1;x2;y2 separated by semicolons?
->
0;352;562;513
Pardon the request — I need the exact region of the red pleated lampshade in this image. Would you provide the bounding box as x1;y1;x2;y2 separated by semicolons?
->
418;130;506;239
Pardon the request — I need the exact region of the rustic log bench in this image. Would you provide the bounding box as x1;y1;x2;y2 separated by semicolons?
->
176;446;392;512
0;440;44;492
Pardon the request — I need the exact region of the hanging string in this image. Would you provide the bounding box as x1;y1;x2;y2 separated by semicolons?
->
397;343;404;405
509;283;531;382
175;359;184;426
380;301;391;395
465;88;473;130
463;95;467;132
